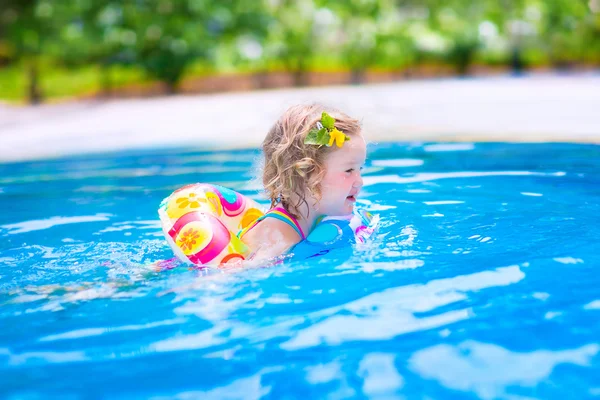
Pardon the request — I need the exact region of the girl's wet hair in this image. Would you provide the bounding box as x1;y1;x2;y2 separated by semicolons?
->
262;103;362;219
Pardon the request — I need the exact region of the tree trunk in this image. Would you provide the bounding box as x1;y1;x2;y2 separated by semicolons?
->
27;59;42;105
511;46;524;75
165;81;178;94
350;69;365;85
292;70;308;87
99;63;112;99
252;71;269;89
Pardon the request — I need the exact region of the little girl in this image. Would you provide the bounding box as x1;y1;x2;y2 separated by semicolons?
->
238;104;366;262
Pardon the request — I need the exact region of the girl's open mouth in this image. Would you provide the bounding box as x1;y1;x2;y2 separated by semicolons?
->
346;195;356;202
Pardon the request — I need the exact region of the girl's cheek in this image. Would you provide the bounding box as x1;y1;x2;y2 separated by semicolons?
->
323;172;351;190
337;173;352;184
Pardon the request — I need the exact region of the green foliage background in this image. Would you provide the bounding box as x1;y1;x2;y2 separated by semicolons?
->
0;0;598;103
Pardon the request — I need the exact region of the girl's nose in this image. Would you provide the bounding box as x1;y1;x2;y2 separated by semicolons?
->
354;175;363;188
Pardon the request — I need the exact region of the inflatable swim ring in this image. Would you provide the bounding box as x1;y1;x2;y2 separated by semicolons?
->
159;183;379;267
158;183;264;266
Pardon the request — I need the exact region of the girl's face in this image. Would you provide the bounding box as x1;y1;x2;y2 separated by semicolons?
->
315;134;367;216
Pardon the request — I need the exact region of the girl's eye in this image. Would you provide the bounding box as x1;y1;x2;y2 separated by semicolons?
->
345;168;354;173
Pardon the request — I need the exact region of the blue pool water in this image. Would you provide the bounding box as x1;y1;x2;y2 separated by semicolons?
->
1;142;599;399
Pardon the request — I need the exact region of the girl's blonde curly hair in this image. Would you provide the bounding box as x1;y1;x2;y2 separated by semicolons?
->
262;104;362;219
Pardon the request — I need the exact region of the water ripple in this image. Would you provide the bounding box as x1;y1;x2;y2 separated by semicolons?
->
409;341;599;399
1;214;112;235
1;143;599;397
363;170;566;186
281;265;525;350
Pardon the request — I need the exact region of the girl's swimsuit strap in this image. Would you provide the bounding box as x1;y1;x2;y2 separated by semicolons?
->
238;206;305;240
268;207;306;240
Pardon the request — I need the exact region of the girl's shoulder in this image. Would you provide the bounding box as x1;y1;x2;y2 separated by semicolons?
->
242;217;302;261
240;206;305;260
243;216;301;245
240;206;305;241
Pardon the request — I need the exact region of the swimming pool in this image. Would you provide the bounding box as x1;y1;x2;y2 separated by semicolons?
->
1;142;599;398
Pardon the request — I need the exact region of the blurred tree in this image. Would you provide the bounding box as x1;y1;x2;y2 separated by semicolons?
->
0;0;598;102
326;0;400;84
264;0;319;87
0;0;58;103
119;0;207;93
538;0;598;68
423;0;482;75
218;0;272;88
119;0;269;93
49;1;129;97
